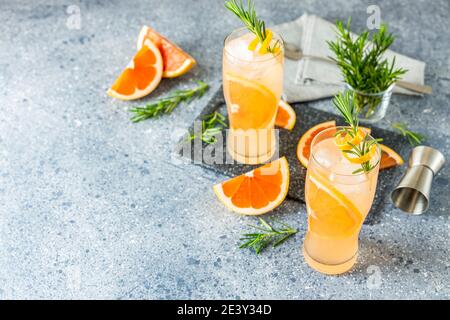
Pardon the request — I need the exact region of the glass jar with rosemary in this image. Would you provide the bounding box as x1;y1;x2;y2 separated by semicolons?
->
328;19;407;123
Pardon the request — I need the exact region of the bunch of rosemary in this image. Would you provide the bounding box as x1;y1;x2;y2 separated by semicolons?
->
328;19;407;118
333;91;382;174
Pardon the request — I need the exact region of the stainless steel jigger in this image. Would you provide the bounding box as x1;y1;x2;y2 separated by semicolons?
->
391;146;445;215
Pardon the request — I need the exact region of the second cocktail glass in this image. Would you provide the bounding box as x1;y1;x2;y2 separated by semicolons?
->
303;127;381;275
223;28;284;164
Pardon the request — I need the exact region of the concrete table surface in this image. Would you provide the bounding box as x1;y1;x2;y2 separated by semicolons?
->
0;0;449;299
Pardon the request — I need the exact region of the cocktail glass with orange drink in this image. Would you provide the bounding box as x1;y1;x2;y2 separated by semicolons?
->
303;126;381;275
223;27;284;164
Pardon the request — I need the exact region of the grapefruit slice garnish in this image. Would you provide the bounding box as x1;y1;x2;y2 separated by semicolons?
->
225;74;277;129
258;29;273;54
213;157;290;215
296;120;336;168
137;26;196;78
275;100;296;130
298;121;402;171
334;128;367;150
107;39;163;100
247;29;280;54
248;36;259;51
306;171;363;238
297;122;372;168
380;144;404;170
342;144;378;164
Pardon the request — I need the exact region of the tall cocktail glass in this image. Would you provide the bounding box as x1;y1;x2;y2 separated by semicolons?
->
223;28;284;164
303;126;381;275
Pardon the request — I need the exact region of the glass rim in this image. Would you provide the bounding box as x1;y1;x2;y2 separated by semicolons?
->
310;126;381;177
345;83;395;96
223;27;284;62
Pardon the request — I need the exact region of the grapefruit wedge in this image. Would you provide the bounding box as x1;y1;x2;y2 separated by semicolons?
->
107;39;163;100
275;100;296;130
380;144;404;170
213;157;290;215
137;25;196;78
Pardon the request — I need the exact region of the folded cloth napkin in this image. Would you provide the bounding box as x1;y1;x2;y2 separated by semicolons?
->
272;14;426;103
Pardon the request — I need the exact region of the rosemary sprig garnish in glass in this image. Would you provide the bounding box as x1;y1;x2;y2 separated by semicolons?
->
333;91;381;174
188;112;227;144
328;18;407;117
344;135;382;174
391;122;426;146
239;218;298;254
129;81;208;122
332;88;359;137
224;0;280;53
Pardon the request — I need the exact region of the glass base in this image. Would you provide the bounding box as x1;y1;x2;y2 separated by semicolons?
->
226;137;276;165
227;144;275;164
302;246;357;275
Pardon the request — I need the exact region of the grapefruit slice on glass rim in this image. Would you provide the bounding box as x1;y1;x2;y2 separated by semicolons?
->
137;25;196;78
213;157;290;215
107;39;163;100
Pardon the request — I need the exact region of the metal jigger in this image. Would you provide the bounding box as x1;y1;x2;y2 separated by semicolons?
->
391;146;445;215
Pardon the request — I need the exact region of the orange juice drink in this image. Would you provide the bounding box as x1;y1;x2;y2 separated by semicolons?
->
223;28;284;164
303;127;381;275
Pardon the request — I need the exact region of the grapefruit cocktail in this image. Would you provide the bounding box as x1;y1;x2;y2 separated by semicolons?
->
223;28;284;164
303;125;381;275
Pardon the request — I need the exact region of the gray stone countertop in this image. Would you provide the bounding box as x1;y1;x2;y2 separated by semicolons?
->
0;0;448;299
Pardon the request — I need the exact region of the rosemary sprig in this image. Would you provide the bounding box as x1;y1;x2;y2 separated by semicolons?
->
225;0;267;43
188;112;227;144
332;90;359;137
392;122;426;146
342;135;383;174
239;218;298;254
225;0;279;53
333;91;381;174
129;81;208;122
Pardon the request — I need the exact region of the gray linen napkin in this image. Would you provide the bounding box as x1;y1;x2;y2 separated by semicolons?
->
272;14;426;103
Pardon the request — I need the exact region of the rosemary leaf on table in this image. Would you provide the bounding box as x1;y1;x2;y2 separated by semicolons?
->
188;112;227;144
392;122;426;146
129;81;208;122
239;218;298;254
